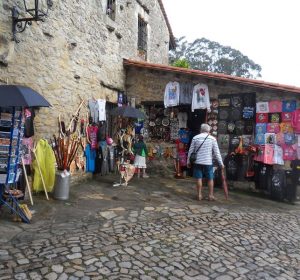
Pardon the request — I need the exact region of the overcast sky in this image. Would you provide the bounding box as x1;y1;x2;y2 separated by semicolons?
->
162;0;300;87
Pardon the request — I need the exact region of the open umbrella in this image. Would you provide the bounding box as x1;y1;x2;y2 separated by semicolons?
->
110;106;145;119
0;85;51;107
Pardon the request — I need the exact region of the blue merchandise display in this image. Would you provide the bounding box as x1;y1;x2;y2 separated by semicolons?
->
0;107;30;223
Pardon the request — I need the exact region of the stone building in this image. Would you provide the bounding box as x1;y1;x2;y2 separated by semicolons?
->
0;0;174;138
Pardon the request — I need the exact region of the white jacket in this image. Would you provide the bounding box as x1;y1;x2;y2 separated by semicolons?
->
191;83;211;112
164;81;180;108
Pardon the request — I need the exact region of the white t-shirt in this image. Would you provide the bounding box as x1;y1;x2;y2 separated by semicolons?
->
164;82;180;108
273;145;284;165
97;99;106;121
191;83;211;112
178;112;188;128
256;102;269;113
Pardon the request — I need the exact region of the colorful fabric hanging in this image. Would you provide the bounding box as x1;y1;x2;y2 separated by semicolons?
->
32;139;56;192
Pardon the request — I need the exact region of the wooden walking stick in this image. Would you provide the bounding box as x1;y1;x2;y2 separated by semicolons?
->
21;157;33;206
32;148;49;200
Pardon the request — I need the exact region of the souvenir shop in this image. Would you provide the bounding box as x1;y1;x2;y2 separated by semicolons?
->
137;76;300;202
0;86;142;223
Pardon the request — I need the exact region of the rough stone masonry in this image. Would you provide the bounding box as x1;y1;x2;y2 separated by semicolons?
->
0;0;171;139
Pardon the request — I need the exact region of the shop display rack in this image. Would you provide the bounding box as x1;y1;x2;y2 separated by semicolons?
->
0;107;30;223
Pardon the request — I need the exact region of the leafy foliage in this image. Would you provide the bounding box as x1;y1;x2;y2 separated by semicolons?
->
171;58;190;68
169;37;262;79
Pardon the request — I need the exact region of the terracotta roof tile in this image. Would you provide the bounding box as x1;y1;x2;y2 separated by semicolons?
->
123;59;300;94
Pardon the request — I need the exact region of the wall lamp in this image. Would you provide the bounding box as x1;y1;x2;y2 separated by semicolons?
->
12;0;53;42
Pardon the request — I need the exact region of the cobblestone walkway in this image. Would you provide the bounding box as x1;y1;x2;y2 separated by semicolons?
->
1;203;300;280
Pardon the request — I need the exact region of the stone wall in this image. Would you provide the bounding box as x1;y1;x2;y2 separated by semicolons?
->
125;67;300;104
0;0;171;139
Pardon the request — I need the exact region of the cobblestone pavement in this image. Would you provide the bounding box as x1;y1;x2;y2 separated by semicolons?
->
0;177;300;279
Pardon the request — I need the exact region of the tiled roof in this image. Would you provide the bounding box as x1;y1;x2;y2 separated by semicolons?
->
157;0;176;49
123;59;300;94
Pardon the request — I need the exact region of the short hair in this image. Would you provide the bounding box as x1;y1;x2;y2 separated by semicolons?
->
200;123;211;133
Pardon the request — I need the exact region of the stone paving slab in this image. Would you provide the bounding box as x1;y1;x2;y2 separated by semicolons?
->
0;176;300;279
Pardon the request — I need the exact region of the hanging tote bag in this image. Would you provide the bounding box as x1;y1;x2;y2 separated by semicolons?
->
189;135;209;164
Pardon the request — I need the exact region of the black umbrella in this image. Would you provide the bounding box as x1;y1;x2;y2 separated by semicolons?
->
110;106;145;119
0;85;51;107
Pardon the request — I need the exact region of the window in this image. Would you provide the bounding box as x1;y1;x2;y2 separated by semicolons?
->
138;16;147;56
106;0;116;20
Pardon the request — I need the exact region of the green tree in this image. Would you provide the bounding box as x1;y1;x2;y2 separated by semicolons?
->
171;58;190;68
169;37;262;79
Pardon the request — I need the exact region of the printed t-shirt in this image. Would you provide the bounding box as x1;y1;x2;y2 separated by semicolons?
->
284;133;295;145
282;144;296;160
282;112;292;122
291;109;300;133
256;113;268;123
87;125;98;149
274;145;284;165
263;145;274;165
256;102;269;113
268;113;281;123
255;123;267;134
276;133;285;146
267;123;280;133
282;100;296;112
255;134;265;145
178;112;188;128
269;100;282;112
265;133;276;145
280;122;293;133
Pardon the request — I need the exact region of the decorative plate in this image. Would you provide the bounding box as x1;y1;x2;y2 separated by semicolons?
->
231;96;243;108
212;99;219;108
219;108;230;120
155;118;162;126
227;122;235;133
162;118;170;126
149;121;156;127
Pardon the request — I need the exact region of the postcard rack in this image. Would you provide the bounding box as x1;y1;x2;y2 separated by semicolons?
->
0;107;30;223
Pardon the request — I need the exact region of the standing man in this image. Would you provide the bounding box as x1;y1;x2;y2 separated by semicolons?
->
187;123;224;201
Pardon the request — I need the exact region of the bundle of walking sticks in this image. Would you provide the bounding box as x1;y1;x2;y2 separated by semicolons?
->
51;99;86;171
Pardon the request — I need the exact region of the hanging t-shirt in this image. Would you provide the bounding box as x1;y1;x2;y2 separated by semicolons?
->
282;144;296;160
179;82;193;105
164;81;180;108
273;145;284;165
256;123;267;134
118;92;124;107
191;83;211;112
88;100;99;123
291;109;300;133
134;121;144;134
281;112;293;122
255;134;265;145
284;133;295;145
275;132;285;146
282;100;296;112
265;133;276;145
97;99;106;121
256;113;268;123
263;145;274;165
178;129;191;144
24;108;35;138
268;100;282;113
178;112;188;128
242;107;255;119
256;102;269;113
280;122;293;133
268;113;281;123
87;125;99;149
267;123;280;133
85;144;96;173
